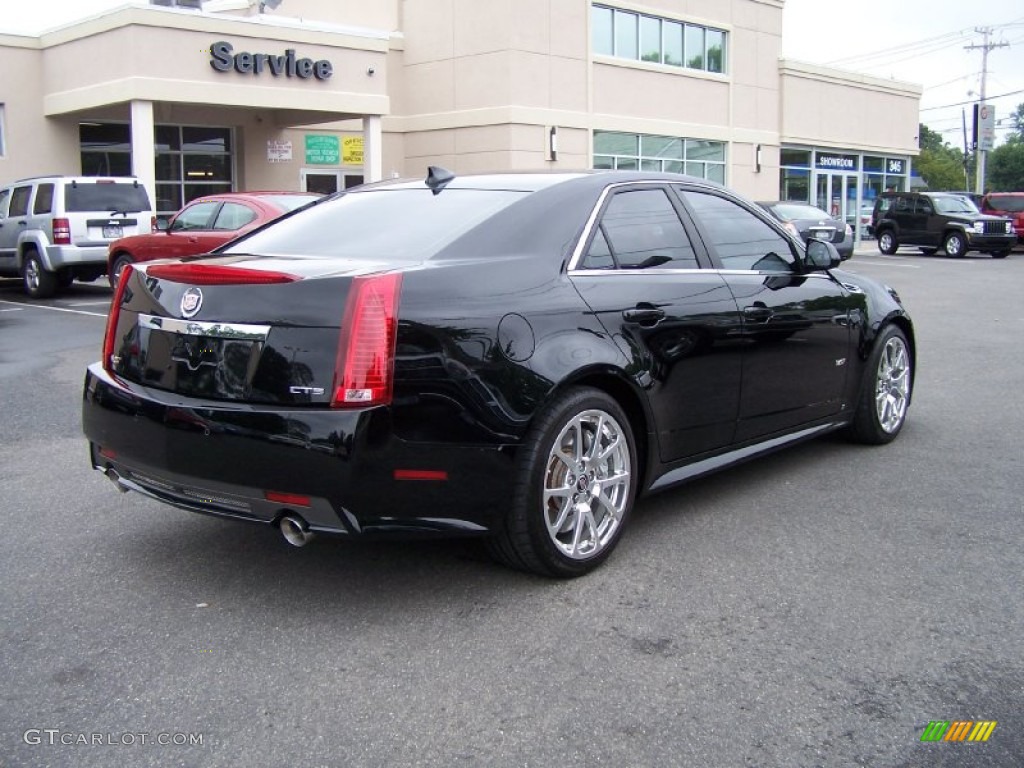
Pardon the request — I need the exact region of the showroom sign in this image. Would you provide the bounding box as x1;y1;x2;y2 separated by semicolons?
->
209;41;333;80
816;153;857;171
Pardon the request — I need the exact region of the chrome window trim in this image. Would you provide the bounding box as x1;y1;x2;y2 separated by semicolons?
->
138;314;270;340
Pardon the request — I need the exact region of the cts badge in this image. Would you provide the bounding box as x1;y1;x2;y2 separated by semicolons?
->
180;287;203;318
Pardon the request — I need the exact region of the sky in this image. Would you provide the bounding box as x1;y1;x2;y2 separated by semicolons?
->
4;0;1024;151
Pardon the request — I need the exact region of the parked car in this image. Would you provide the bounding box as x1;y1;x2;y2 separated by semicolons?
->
107;191;321;287
83;169;915;577
980;192;1024;245
0;175;153;298
853;201;875;239
872;191;1014;258
756;201;853;259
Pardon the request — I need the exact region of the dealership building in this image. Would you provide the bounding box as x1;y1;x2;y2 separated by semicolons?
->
0;0;922;223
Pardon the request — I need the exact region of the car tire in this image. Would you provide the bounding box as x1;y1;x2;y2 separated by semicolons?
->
487;387;637;577
942;232;967;258
991;250;1010;259
847;325;912;445
22;249;57;299
109;253;134;289
878;230;898;255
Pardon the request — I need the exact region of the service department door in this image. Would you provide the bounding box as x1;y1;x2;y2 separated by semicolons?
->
301;170;364;195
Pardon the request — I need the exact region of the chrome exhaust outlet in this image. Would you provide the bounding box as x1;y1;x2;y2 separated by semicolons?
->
105;468;130;494
279;514;315;547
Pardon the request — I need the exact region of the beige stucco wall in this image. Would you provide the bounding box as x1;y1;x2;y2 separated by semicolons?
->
0;37;79;184
780;60;922;155
1;0;922;200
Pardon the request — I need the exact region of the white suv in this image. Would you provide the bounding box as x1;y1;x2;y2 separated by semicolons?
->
0;175;154;298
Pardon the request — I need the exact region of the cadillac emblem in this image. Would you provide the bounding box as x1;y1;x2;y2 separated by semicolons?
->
180;287;203;318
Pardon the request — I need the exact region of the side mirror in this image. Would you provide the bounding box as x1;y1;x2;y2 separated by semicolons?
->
156;218;170;232
805;240;841;271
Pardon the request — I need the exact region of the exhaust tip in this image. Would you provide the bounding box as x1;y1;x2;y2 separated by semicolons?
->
105;468;130;494
279;514;315;547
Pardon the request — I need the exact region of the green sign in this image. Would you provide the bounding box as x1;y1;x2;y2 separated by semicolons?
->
305;135;339;165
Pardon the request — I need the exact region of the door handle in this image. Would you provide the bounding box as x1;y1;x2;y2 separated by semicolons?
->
188;236;199;243
622;305;665;326
743;304;773;322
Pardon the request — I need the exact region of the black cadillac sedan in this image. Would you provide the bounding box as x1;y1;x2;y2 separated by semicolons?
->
756;201;854;260
83;170;914;577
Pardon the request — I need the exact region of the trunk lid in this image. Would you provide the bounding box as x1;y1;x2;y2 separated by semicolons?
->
106;254;407;406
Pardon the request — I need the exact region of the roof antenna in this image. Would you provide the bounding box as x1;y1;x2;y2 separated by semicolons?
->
425;166;455;195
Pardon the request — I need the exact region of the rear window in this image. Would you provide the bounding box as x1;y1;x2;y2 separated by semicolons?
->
987;195;1024;213
63;182;151;213
262;194;321;212
769;203;831;221
224;188;528;259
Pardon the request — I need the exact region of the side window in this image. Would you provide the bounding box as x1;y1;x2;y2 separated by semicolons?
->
0;188;10;218
679;190;795;272
916;199;933;215
581;227;615;269
585;188;698;270
8;185;32;217
170;201;219;232
894;196;911;213
212;202;257;231
33;183;54;215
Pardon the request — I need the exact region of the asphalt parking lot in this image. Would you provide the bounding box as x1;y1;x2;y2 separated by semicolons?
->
1;246;1022;767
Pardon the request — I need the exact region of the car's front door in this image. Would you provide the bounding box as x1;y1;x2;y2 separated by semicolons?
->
675;187;857;442
568;183;745;463
146;201;224;260
913;197;940;246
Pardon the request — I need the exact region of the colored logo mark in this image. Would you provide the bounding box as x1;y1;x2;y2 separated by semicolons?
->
920;721;997;742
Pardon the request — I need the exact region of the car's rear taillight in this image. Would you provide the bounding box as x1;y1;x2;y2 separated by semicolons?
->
146;263;300;285
103;263;134;374
331;273;403;408
52;218;71;245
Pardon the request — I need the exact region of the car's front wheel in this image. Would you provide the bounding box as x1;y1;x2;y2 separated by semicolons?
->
22;249;57;299
848;325;912;445
488;387;637;577
943;232;967;258
878;230;898;255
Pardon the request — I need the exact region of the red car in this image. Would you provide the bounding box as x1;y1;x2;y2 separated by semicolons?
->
107;191;321;286
980;192;1024;246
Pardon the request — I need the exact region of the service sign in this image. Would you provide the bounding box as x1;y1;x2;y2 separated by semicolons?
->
267;140;292;163
978;104;996;152
342;137;364;165
305;135;340;165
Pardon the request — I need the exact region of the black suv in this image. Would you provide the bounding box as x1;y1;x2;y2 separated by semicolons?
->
871;191;1014;258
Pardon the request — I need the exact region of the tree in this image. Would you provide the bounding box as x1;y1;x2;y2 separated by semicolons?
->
1006;102;1024;142
987;141;1024;191
917;123;968;190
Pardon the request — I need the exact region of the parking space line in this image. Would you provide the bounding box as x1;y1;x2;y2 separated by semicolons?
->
0;299;107;318
0;307;26;312
847;259;921;268
68;300;114;307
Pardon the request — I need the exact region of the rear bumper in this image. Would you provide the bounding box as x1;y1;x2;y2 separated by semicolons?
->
45;244;107;270
82;364;514;537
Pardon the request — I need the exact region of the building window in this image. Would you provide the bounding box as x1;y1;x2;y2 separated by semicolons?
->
593;131;726;183
155;125;233;216
592;4;727;74
779;149;812;202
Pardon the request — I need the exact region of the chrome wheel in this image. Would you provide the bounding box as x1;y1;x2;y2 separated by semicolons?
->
25;258;41;292
943;233;966;257
542;409;631;560
875;336;911;433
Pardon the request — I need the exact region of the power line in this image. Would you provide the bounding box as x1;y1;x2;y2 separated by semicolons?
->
920;88;1024;112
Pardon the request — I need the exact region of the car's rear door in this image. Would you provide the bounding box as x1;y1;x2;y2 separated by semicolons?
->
674;186;857;442
568;182;744;462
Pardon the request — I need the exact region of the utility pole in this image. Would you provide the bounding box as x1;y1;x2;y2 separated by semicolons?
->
965;27;1009;194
